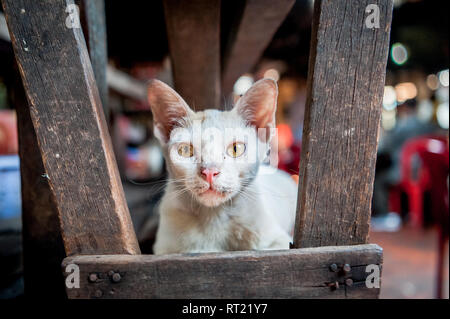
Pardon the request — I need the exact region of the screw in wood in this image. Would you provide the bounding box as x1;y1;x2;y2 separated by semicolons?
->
327;281;340;290
88;273;98;283
342;264;351;273
112;273;121;283
94;289;103;298
345;278;353;286
329;263;338;272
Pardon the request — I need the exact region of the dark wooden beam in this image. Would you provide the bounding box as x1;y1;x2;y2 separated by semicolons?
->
163;0;221;110
221;0;295;96
2;0;140;256
8;61;67;298
294;0;394;248
62;244;382;299
77;0;109;123
106;65;147;103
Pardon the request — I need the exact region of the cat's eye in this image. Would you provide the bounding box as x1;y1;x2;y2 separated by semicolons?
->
177;143;194;158
227;142;246;158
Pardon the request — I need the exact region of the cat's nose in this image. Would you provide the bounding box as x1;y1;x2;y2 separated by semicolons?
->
200;167;220;184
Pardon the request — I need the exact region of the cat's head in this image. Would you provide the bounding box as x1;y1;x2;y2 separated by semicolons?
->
148;79;278;207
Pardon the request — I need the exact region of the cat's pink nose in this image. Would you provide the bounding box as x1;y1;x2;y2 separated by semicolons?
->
201;167;220;184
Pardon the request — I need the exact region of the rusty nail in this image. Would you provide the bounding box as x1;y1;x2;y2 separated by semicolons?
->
329;263;338;272
112;273;121;283
345;278;353;286
88;273;98;282
108;270;115;276
328;281;340;290
94;289;103;298
342;264;351;273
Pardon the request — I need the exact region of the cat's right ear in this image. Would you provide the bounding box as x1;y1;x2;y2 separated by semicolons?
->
147;79;194;144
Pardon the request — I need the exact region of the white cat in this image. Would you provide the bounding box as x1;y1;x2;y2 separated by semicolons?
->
148;78;298;254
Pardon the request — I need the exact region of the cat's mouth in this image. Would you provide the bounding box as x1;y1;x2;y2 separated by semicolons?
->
191;181;235;207
193;185;232;207
199;187;226;197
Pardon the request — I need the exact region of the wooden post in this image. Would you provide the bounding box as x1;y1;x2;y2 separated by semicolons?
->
77;0;109;123
6;60;67;298
2;8;67;298
221;0;295;96
16;83;67;298
163;0;221;110
2;0;140;256
294;0;394;248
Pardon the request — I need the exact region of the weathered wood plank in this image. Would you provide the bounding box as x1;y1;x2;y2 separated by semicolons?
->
2;0;140;256
62;244;382;299
221;0;295;96
6;60;67;298
163;0;221;110
294;0;394;248
77;0;109;122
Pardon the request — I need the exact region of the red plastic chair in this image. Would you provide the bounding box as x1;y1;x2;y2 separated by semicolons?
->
389;135;449;298
389;135;449;227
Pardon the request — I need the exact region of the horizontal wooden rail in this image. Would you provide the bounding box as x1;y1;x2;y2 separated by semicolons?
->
62;244;382;299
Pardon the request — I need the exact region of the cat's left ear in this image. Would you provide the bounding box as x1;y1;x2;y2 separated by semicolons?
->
233;78;278;141
147;79;194;144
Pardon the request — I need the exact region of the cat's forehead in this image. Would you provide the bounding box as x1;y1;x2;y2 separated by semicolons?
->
190;109;247;130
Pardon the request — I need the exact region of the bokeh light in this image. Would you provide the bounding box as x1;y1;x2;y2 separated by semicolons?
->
233;75;254;96
426;74;439;90
436;102;449;129
383;86;397;110
417;99;434;122
263;68;280;82
391;43;408;65
381;109;397;131
394;82;417;102
438;69;449;87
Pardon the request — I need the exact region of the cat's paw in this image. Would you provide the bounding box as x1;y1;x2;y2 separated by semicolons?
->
265;236;291;250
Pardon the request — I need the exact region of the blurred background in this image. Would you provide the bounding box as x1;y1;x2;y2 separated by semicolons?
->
0;0;448;298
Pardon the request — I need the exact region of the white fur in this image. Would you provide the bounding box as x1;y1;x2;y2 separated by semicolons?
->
153;165;297;254
148;79;298;255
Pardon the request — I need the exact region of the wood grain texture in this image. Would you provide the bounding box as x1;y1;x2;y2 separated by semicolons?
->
62;244;382;299
294;0;394;248
163;0;221;110
2;0;140;256
11;65;67;298
221;0;295;95
77;0;109;122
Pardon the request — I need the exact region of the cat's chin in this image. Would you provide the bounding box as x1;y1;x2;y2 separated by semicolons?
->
196;189;229;207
